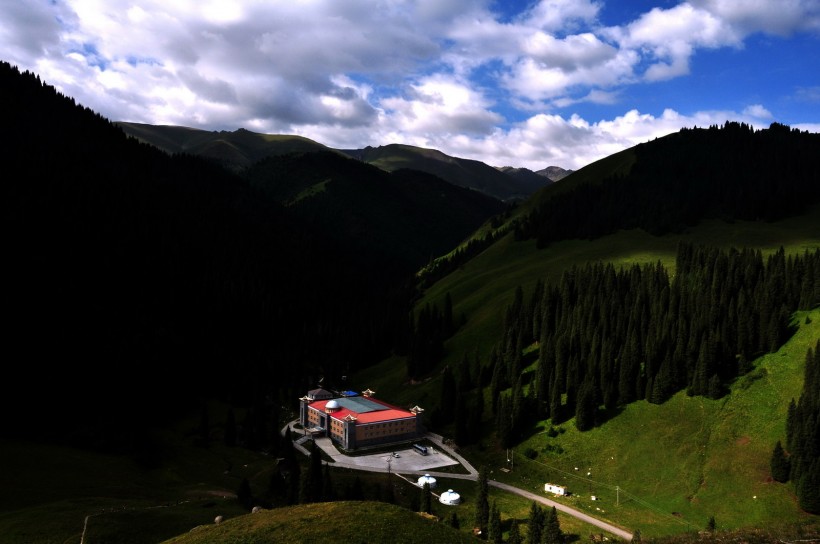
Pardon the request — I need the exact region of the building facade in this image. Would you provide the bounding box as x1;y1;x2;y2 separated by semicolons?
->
299;388;424;451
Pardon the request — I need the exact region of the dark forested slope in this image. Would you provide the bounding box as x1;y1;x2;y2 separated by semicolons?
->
244;150;506;272
0;61;408;446
517;122;820;247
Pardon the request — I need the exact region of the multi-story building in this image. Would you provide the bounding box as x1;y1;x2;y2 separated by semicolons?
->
299;388;424;452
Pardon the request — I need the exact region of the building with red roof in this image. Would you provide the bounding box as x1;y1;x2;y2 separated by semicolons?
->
298;388;424;451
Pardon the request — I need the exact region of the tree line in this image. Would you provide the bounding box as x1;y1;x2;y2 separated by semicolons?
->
423;242;818;516
515;122;820;248
486;243;819;443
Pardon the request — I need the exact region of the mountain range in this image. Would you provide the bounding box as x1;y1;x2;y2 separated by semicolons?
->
117;121;570;202
2;59;819;544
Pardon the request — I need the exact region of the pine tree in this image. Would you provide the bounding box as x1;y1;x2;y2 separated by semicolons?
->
237;477;253;510
322;463;335;501
475;465;490;536
300;441;324;503
797;457;820;514
543;505;563;544
488;500;503;544
496;394;513;449
574;379;597;431
421;482;432;514
440;365;457;425
770;440;791;482
527;501;544;544
224;407;237;447
509;518;523;544
449;510;461;529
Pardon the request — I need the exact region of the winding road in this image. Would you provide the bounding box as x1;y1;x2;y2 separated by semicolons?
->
284;422;633;541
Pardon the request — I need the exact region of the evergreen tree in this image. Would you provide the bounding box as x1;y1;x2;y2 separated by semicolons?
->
705;515;716;532
347;475;364;500
475;465;490;536
449;510;461;529
797;459;820;514
542;506;562;544
509;518;523;544
488;500;503;544
285;460;300;505
440;365;457;425
199;402;210;447
527;501;544;544
300;442;324;503
322;463;335;501
224;407;237;447
770;440;791;482
454;390;469;446
496;395;513;448
421;482;433;514
237;477;253;510
574;379;597;431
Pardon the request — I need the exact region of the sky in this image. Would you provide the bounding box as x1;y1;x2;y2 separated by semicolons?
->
2;0;819;171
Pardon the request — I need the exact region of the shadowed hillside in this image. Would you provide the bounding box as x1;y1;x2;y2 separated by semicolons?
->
244;150;506;272
0;61;410;446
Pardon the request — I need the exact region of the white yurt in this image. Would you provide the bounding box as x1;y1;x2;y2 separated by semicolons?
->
439;489;461;506
417;474;437;489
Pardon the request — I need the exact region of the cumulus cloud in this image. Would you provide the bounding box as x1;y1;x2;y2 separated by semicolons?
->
690;0;820;36
0;0;816;175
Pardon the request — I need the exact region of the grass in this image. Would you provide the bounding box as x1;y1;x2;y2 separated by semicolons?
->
160;501;477;544
349;207;820;538
0;403;285;544
441;308;819;539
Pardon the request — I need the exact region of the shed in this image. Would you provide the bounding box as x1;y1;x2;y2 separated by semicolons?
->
545;483;567;496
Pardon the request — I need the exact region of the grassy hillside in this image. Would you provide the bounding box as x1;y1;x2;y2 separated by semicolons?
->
159;501;477;544
340;143;548;201
351;207;820;538
117;122;332;169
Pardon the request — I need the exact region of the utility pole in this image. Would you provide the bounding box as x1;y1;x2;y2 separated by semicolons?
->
616;485;619;506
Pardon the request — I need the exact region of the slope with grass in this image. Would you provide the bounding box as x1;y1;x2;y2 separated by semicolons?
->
160;501;477;544
117;122;333;169
340;143;549;201
350;208;820;538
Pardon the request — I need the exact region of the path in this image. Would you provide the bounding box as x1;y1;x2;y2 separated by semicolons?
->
282;420;632;540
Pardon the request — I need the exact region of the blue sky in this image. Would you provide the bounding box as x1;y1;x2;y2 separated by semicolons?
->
1;0;818;170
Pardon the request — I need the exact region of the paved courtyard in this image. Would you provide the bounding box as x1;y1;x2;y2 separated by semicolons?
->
286;421;474;476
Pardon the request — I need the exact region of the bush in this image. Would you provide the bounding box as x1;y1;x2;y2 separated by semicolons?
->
524;447;538;459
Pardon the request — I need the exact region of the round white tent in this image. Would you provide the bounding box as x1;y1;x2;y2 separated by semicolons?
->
439;489;461;506
417;474;437;489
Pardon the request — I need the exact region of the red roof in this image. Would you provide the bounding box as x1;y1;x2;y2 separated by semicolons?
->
311;397;416;425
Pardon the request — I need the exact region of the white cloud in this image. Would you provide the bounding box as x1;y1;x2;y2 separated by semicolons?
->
690;0;820;36
609;3;740;81
381;73;503;136
0;0;816;178
523;0;602;32
742;104;772;119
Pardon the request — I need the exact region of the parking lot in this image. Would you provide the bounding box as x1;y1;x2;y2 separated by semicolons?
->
312;437;462;473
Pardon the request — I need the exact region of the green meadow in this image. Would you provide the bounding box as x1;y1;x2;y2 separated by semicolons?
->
354;206;820;538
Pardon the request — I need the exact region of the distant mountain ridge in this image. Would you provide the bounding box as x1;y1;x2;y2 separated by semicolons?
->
496;165;571;185
117;123;558;202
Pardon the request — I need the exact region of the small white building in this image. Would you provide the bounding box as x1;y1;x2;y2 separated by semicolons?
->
417;474;437;489
545;483;567;496
439;489;461;505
